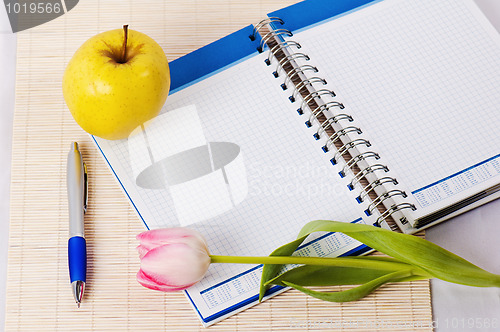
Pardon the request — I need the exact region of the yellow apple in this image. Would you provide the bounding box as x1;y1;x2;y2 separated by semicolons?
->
63;25;170;140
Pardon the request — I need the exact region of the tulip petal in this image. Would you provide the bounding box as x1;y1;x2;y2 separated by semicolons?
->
136;227;209;253
137;269;193;292
139;243;210;291
136;245;149;259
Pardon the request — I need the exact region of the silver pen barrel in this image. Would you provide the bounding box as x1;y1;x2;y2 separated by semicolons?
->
67;142;85;238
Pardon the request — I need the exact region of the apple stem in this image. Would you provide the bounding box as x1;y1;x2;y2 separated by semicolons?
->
120;25;129;63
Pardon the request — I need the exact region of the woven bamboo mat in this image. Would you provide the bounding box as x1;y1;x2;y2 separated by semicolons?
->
5;0;432;330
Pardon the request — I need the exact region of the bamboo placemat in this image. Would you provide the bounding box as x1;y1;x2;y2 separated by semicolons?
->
5;0;432;330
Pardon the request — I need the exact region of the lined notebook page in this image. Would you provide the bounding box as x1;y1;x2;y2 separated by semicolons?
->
95;50;375;323
294;0;500;216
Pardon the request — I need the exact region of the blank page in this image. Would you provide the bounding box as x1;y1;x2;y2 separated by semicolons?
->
294;0;500;216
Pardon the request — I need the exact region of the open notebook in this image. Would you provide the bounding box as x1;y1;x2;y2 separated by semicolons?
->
93;0;500;326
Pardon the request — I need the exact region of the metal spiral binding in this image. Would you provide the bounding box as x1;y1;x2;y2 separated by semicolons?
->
260;29;293;53
284;65;318;93
257;18;416;227
323;126;362;152
310;101;345;119
376;203;417;226
274;52;310;77
300;89;336;116
331;139;371;165
365;190;408;216
301;99;342;119
251;17;284;40
292;77;326;100
348;164;389;190
308;104;347;130
340;151;380;178
267;41;301;66
314;112;351;140
356;177;398;203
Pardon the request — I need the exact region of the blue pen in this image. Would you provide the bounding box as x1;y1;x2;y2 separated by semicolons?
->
67;142;88;308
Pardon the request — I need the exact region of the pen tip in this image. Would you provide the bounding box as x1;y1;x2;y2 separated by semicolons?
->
77;302;80;308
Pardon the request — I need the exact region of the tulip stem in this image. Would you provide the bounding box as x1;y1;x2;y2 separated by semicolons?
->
209;255;424;273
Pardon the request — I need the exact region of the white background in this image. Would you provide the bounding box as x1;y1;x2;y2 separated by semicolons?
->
0;1;499;331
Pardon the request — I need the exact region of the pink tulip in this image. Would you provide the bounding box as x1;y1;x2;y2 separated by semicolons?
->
136;227;211;292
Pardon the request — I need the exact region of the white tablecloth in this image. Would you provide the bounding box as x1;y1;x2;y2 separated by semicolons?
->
0;4;16;332
1;1;499;331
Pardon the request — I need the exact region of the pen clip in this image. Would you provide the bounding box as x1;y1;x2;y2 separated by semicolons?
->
83;162;88;214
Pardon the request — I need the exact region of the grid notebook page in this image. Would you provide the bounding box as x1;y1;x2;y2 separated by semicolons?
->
95;50;375;324
293;0;500;216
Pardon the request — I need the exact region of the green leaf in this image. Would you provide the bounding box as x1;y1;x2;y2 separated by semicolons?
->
265;259;429;287
259;237;305;301
260;229;428;301
296;220;500;288
282;269;413;302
